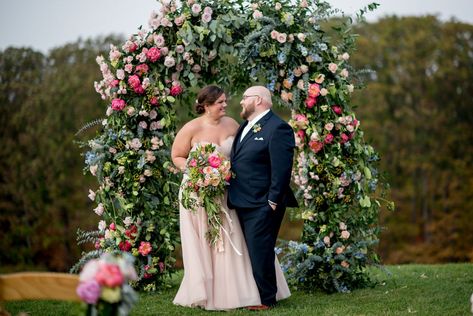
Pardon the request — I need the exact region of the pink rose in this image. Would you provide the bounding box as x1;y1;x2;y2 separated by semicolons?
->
119;240;132;252
111;98;126;111
208;155;222;168
170;84;183;96
109;222;116;231
296;129;305;140
308;83;321;98
76;280;101;304
341;230;350;239
127;75;141;88
276;33;287;43
139;241;152;256
332;105;343;115
189;159;197;167
202;12;212;23
324;134;334;144
305;97;316;108
109;79;119;88
146;47;161;62
341;261;350;268
135;63;149;76
133;85;145;94
328;62;338;73
95;263;124;287
340;133;349;144
128;42;138;53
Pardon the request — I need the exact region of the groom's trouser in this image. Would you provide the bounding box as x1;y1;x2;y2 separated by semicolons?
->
236;204;286;306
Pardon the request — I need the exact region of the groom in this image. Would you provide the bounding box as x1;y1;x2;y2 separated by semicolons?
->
228;86;298;310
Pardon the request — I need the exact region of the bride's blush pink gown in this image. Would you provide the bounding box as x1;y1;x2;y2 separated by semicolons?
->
173;137;290;310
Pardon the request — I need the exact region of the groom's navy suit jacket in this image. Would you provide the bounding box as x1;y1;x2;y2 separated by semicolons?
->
228;110;298;210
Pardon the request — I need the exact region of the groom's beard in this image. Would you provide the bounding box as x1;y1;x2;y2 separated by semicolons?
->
240;103;255;120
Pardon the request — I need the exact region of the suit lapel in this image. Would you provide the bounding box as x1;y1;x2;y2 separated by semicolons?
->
234;110;274;156
231;121;247;158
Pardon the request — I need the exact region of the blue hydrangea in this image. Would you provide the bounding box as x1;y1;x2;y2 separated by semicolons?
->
274;247;282;255
319;43;328;51
277;52;287;63
85;151;97;166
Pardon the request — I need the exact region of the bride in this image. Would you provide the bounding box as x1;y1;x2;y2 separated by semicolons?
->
171;85;290;310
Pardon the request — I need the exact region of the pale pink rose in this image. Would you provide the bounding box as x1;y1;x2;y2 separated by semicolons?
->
106;106;113;116
139;175;146;183
251;3;259;9
275;2;282;10
146;47;161;62
300;65;309;73
94;203;104;216
276;33;287;43
288;34;295;42
202;12;212;23
111;98;126;111
204;6;213;14
208;155;222;168
90;165;98;176
123;217;132;227
346;125;354;133
253;10;263;19
79;259;100;282
328;62;338;73
88;189;96;201
339;222;347;230
189;159;197;167
340;68;349;78
150;121;163;130
300;0;308;8
130;138;142;150
324;134;334;144
149;110;158;119
191;3;202;14
145;150;156;163
323;236;331;246
341;261;350;268
139;110;149;116
270;30;279;39
170;83;183;96
297;79;305;90
124;63;133;74
320;88;328;96
144;169;152;177
187;0;195;5
160;47;169;56
310;130;320;141
309;16;316;24
116;69;125;80
297;33;306;42
341;52;350;60
174;15;185;26
164;56;176;68
341;230;350;239
293;67;303;77
154;34;165;47
335;246;345;254
325;122;334;131
176;45;185;54
139;121;148;129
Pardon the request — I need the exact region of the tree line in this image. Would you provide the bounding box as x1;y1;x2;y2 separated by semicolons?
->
0;16;472;271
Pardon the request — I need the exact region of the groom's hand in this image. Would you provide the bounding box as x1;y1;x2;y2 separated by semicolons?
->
268;200;277;211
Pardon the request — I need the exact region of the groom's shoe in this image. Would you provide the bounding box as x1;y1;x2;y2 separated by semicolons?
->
246;304;271;311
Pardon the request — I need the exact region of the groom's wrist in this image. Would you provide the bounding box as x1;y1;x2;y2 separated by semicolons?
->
268;200;277;210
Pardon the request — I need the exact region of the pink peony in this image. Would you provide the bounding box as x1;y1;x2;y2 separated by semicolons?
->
138;241;152;256
146;47;161;62
127;75;141;88
76;280;101;304
95;263;124;287
305;97;316;108
324;134;334;144
208;155;222;168
111;98;126;111
170;84;183;96
332;105;343;115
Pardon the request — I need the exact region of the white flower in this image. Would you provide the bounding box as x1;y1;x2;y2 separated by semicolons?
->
191;3;201;14
340;68;349;78
253;10;263;19
325;122;334;131
118;166;125;174
144;169;153;177
347;84;354;93
328;62;338;73
88;189;96;201
127;107;135;116
339;222;347;230
320;88;328;96
164;56;175;68
94;203;104;216
276;33;287;43
297;33;306;42
106;106;113;116
98;220;107;231
139;121;148;129
123;217;133;227
116;69;125;80
341;230;350;239
130;138;142;150
90;165;98;176
275;2;282;10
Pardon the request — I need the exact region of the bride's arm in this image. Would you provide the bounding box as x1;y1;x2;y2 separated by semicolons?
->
171;123;193;172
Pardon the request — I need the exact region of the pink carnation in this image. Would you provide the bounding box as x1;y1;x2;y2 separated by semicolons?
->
208;155;222;168
111;98;126;111
95;263;124;287
324;134;334;144
332;105;343;115
170;84;183;96
146;47;161;62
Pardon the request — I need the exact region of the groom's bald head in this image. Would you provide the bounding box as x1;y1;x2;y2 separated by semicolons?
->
245;86;272;109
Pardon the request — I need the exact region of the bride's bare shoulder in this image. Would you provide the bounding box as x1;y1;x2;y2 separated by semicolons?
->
179;117;203;133
222;116;240;133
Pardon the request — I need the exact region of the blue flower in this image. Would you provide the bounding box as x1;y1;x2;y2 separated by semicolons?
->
274;247;282;255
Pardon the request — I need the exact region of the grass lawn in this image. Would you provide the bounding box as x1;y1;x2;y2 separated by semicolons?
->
3;263;472;315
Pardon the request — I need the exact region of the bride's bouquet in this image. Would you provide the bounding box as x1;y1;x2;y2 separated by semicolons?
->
181;143;232;246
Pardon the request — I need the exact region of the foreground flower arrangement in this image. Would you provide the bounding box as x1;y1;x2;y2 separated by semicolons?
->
76;253;138;315
75;0;391;293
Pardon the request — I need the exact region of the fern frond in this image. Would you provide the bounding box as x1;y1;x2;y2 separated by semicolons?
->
75;118;104;136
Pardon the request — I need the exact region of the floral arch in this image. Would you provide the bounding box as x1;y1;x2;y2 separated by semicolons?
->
74;0;390;293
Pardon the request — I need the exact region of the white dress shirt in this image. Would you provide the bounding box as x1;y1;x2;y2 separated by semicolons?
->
239;109;270;142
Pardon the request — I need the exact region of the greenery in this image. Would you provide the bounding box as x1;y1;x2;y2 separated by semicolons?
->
4;264;472;315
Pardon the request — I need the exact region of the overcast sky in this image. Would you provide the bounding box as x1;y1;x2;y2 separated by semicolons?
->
1;0;472;53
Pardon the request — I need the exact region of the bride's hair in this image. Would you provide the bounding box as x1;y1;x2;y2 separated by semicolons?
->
195;85;224;114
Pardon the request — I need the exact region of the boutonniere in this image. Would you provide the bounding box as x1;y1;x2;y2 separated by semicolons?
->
252;123;262;133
